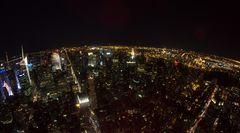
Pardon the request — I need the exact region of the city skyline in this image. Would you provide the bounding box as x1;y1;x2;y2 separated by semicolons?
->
0;46;239;132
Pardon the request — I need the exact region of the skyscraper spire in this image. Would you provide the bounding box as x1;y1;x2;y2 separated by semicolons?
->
5;52;10;70
21;45;24;60
21;45;32;85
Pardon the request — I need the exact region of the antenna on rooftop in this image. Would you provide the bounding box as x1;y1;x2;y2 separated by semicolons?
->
5;52;10;70
21;45;32;85
21;45;25;60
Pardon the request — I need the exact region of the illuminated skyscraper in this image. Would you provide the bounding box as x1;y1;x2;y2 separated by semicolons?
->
88;52;97;67
0;70;14;99
51;51;62;72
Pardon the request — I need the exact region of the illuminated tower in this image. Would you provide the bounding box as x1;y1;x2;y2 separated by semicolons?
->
22;45;32;85
131;48;135;59
51;51;62;72
88;52;97;67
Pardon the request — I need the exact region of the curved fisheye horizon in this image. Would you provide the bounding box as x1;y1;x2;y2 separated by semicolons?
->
3;43;239;61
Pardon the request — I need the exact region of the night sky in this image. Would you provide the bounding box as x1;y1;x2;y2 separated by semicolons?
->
0;0;239;59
